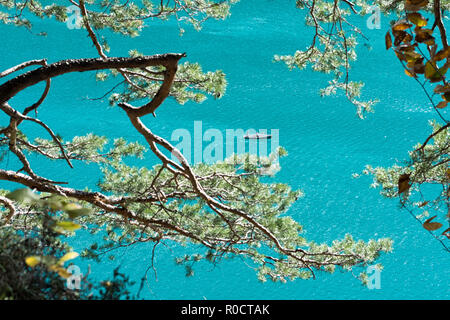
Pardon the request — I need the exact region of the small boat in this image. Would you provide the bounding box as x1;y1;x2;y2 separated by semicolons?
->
244;133;272;140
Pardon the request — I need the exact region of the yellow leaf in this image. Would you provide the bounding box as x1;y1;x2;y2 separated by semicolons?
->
407;13;427;27
55;221;81;232
25;256;41;267
63;203;82;211
405;68;417;77
58;252;79;264
57;268;72;279
49;265;72;279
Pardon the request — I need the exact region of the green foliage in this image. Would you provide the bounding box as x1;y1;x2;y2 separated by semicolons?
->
274;0;379;118
0;1;234;109
108;61;227;106
22;133;146;164
360;122;449;247
276;0;450;117
0;0;239;33
0;0;403;299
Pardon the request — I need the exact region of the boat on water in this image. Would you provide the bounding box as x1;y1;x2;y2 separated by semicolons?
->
244;133;272;140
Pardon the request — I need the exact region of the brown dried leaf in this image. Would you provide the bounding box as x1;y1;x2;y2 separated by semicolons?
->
423;215;443;231
435;48;450;61
423;222;443;231
442;228;450;239
393;30;408;46
415;28;434;43
405;0;429;11
385;32;392;50
436;101;448;109
418;201;429;208
413;61;425;74
434;84;450;94
398;173;411;194
393;20;413;31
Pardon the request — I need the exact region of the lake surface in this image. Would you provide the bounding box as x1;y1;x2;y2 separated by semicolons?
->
0;0;448;299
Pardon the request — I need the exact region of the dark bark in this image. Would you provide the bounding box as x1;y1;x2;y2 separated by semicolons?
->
0;54;185;104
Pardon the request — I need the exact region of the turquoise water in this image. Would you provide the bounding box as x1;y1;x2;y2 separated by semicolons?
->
1;1;449;299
